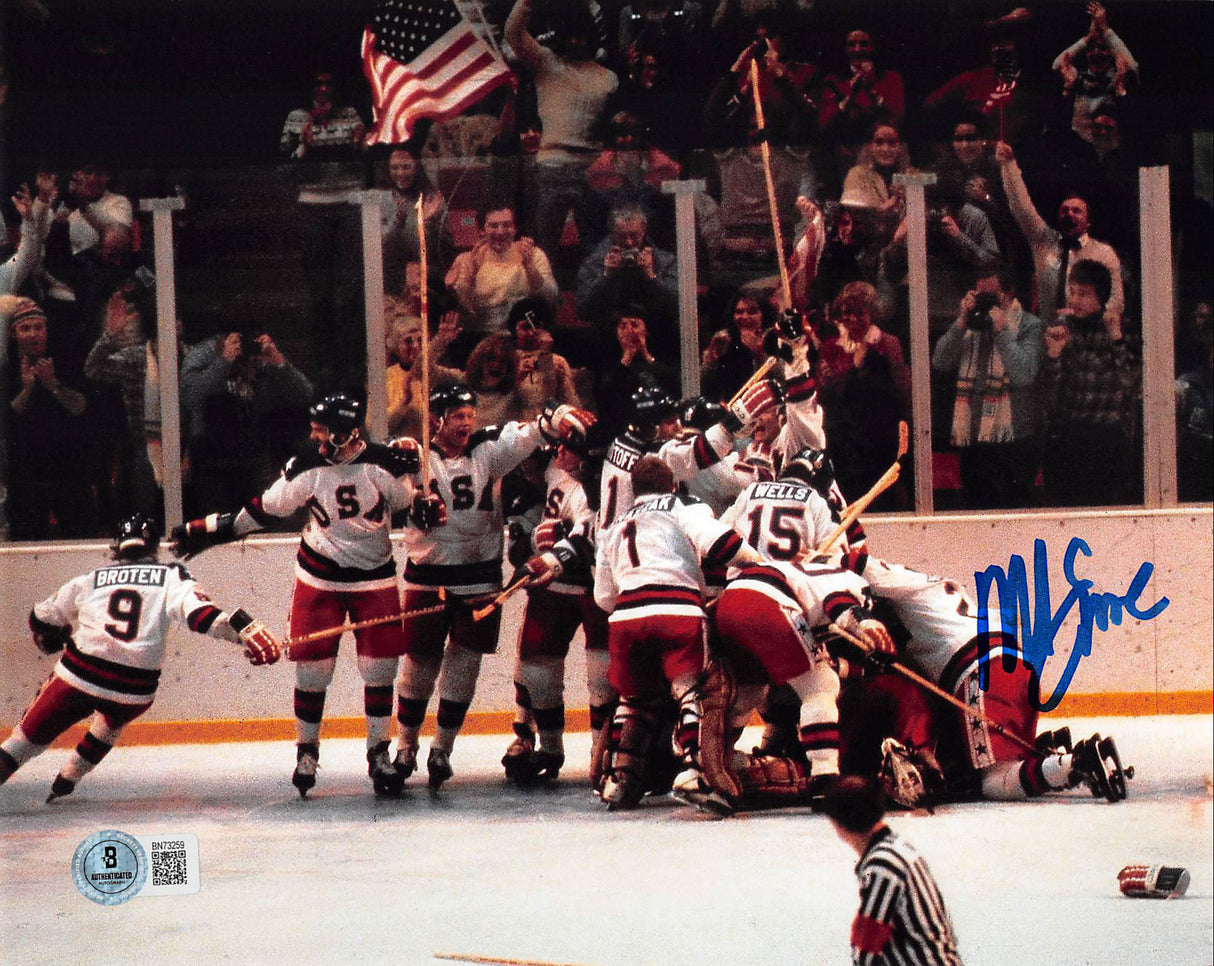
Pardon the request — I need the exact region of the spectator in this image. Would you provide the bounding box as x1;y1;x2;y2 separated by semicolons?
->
505;0;619;260
617;1;706;79
576;204;678;359
464;332;526;428
817;281;911;511
180;329;314;513
506;297;581;420
704;11;822;148
582;109;681;249
444;202;558;364
4;296;95;539
922;14;1046;151
279;71;368;386
1052;2;1139;147
608;33;700;153
700;290;774;402
1040;258;1140;507
1;179;52;296
379;145;453;296
63;164;134;259
840;122;913;307
924;181;1002;337
385;304;462;441
818;29;906;192
931;264;1044;509
813;205;880;304
995;139;1124;325
591;305;679;439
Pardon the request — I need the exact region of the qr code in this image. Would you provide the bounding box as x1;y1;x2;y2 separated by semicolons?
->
151;840;188;887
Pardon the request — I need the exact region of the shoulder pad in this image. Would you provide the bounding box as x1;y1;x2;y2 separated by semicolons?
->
283;451;327;481
360;443;419;478
467;426;504;450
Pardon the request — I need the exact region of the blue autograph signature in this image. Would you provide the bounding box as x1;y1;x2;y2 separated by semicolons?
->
974;537;1170;712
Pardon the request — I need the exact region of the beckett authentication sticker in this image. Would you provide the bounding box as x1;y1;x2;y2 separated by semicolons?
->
72;830;147;906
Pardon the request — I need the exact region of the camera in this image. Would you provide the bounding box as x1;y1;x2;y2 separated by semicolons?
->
619;248;642;265
966;291;999;331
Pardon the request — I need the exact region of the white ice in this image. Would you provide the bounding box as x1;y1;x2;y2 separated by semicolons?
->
2;715;1211;966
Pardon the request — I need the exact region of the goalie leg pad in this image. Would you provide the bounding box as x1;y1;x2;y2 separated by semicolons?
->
697;659;743;805
734;752;813;810
600;699;662;810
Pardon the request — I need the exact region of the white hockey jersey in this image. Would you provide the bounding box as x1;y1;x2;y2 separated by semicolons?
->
240;442;418;592
595;493;750;618
402;420;543;593
598;423;735;531
534;461;596;596
720;478;836;564
772;341;827;468
33;559;234;704
723;559;870;637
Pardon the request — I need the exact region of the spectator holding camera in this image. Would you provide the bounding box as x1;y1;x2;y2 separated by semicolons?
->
932;264;1044;509
576;203;678;359
63;164;134;259
507;297;581;421
1040;258;1140;507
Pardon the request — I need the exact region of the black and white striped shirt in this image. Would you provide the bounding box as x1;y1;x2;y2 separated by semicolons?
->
850;827;962;966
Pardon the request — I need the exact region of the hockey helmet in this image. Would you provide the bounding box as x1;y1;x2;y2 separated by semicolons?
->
679;396;726;433
112;513;160;560
779;446;835;495
627;385;678;438
310;393;363;441
429;383;478;417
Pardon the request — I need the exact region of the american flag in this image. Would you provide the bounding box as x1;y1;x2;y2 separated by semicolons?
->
361;0;514;146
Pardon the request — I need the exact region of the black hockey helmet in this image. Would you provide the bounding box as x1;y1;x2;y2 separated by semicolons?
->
779;446;835;495
627;385;678;438
430;383;478;416
679;396;727;433
310;393;363;441
112;513;160;560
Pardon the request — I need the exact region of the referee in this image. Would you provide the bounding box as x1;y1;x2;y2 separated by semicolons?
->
822;775;963;965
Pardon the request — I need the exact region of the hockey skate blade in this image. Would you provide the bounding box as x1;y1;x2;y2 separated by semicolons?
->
671;785;735;819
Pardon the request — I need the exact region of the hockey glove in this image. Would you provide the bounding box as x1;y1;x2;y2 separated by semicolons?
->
723;378;785;433
829;607;897;671
539;404;597;446
170;512;237;559
30;611;71;655
532;518;570;553
776;307;805;342
521;545;578;588
229;608;281;666
762;328;795;363
386;435;422;475
409;493;448;531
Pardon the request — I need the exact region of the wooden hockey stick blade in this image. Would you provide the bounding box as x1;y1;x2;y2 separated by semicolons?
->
897;419;909;459
471;575;531;622
807;464;901;561
827;622;1038;755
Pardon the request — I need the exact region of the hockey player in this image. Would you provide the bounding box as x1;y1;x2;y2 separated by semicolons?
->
593;456;768;815
392;385;594;789
678;396;775;516
0;514;280;802
501;420;613;784
597;380;783;531
171;392;443;798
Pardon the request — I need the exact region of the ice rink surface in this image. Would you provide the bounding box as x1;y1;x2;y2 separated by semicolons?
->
2;714;1211;966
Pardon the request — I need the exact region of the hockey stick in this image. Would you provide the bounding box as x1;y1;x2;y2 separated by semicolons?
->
416;194;433;488
748;58;793;311
827;622;1039;755
809;421;908;560
471;574;531;621
435;953;595;966
281;597;450;653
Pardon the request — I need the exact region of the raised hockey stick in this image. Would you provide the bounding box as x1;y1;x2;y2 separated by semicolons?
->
827;621;1039;755
811;421;908;559
471;574;531;621
416;194;433;488
748;57;793;311
726;356;779;409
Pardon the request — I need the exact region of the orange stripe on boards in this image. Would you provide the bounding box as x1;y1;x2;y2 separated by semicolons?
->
2;695;1210;750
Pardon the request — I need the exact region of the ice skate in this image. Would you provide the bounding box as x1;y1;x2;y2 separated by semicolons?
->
806;771;839;812
368;741;405;796
671;765;735;818
501;731;535;783
1069;733;1131;802
292;743;319;798
1035;727;1073;754
525;749;565;783
393;740;418;780
45;774;75;803
600;770;645;811
427;747;453;790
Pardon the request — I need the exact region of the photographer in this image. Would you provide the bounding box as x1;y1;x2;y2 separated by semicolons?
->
576;204;678;361
931;265;1043;509
1039;258;1140;507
